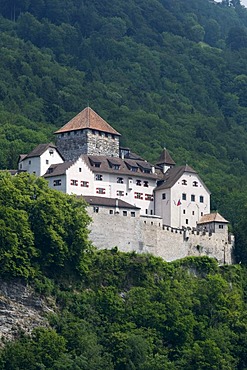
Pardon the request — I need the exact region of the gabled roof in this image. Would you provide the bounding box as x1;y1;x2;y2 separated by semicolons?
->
43;162;73;177
54;107;120;136
82;155;159;180
24;143;63;159
18;154;27;162
197;213;228;225
82;195;140;209
154;164;210;192
156;148;176;166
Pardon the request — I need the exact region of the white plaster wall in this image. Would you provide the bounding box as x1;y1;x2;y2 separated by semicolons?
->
19;157;41;176
66;157;94;196
155;173;210;228
19;148;63;176
47;174;67;193
40;148;63;176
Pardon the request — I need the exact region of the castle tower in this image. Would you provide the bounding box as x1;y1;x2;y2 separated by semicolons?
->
156;148;175;173
54;107;121;161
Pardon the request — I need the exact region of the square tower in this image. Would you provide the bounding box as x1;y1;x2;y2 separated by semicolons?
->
54;107;121;161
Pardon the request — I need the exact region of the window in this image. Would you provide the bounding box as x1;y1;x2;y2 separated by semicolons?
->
113;164;120;170
49;150;54;156
162;193;166;200
145;209;148;214
191;194;195;202
94;162;101;168
46;160;49;165
150;210;153;215
109;210;113;214
136;179;141;186
79;167;82;172
130;166;138;172
117;190;124;196
182;179;187;185
183;210;186;214
144;181;149;187
93;206;99;213
186;219;188;224
123;211;127;216
29;160;31;165
81;181;89;187
201;212;203;216
96;188;105;194
95;174;102;181
117;177;124;184
145;194;154;201
71;179;78;186
131;212;135;217
134;192;143;199
219;224;224;229
193;181;198;187
20;164;22;169
192;211;195;215
182;193;186;200
144;169;151;173
53;179;61;186
199;195;204;203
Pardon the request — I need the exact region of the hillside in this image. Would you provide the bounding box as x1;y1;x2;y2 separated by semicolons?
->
0;173;246;368
1;1;247;227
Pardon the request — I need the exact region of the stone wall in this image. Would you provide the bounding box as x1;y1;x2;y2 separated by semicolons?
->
88;209;234;264
55;130;119;160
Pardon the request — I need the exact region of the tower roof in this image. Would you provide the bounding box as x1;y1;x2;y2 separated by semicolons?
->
54;107;120;136
197;213;229;225
156;148;176;166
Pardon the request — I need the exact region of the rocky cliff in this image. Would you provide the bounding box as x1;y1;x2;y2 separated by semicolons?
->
0;279;53;344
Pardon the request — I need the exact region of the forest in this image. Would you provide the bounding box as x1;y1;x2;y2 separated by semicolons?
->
1;0;247;367
0;172;246;369
1;0;247;261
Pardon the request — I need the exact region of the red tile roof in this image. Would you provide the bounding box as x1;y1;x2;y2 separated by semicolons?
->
54;107;120;136
156;148;176;166
197;213;228;224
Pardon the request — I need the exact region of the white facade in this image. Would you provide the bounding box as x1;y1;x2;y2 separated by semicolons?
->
45;157;156;216
155;171;210;228
19;146;63;177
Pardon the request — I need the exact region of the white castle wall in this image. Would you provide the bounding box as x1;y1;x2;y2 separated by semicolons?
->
87;208;233;264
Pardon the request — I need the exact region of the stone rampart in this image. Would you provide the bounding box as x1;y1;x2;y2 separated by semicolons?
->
88;210;233;264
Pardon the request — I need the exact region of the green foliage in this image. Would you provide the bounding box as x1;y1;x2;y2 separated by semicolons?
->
0;172;91;279
0;252;246;369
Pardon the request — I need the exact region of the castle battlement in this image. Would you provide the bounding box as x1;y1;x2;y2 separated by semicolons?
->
17;107;234;264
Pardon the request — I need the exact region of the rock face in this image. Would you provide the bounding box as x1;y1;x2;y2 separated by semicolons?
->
0;279;53;344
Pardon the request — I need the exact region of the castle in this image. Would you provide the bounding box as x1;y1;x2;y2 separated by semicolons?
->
18;107;234;264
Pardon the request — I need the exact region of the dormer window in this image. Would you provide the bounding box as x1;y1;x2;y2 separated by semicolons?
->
94;162;101;168
130;166;138;172
113;164;120;170
193;181;198;187
182;179;187;185
48;168;53;174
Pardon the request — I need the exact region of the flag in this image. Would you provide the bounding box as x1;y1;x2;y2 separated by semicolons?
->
177;199;181;206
